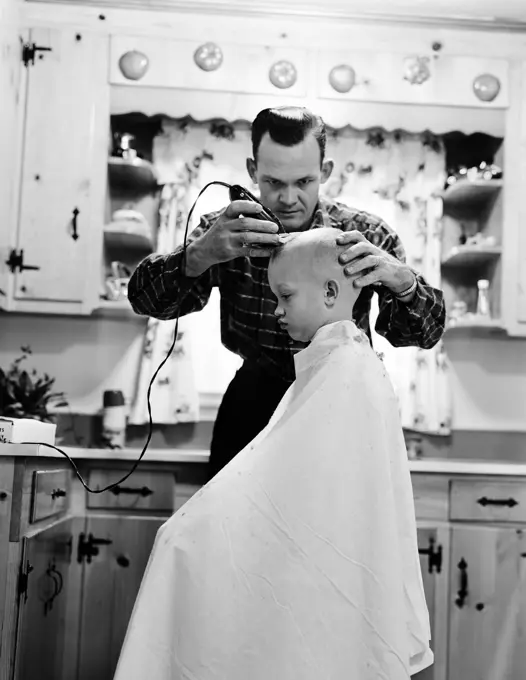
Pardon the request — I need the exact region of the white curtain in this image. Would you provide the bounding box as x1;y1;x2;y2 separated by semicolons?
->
129;182;199;425
323;128;452;434
132;119;452;434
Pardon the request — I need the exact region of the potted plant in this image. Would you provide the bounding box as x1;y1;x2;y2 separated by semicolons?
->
0;345;68;422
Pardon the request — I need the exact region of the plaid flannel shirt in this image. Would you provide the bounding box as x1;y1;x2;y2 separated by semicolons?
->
128;197;446;383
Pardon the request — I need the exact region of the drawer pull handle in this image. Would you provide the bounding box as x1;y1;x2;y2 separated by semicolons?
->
51;488;67;500
110;485;153;497
477;496;518;508
455;558;469;608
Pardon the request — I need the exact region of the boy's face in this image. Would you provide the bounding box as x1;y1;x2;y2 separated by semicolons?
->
268;253;326;342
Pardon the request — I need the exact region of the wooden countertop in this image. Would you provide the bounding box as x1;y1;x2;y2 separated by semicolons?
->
0;443;210;464
2;443;526;477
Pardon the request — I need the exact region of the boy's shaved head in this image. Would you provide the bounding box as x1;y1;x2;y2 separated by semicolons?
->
268;227;360;343
270;227;348;282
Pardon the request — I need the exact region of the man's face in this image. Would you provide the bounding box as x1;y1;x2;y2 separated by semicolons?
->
247;132;333;232
268;253;325;343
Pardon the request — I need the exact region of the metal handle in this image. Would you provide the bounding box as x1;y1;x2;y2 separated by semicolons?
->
110;485;153;497
51;488;67;500
477;496;518;508
43;564;63;615
70;207;80;241
455;558;469;608
48;565;63;596
89;535;112;546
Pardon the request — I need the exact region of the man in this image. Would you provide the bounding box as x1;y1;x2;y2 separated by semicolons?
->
128;106;445;478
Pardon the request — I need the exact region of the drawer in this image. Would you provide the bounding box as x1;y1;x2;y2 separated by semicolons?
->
450;480;526;522
87;469;175;512
411;474;449;521
30;469;69;523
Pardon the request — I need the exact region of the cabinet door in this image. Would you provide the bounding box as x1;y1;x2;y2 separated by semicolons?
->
414;526;449;680
448;525;526;680
77;516;164;680
13;27;108;314
13;517;83;680
0;2;24;304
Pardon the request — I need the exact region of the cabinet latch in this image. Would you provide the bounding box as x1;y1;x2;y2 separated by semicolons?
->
77;532;113;564
418;536;442;573
22;42;52;67
5;249;40;274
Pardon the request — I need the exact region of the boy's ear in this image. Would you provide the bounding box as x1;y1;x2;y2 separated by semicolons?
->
324;279;339;306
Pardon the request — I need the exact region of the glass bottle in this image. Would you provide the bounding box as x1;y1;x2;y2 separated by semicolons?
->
476;279;490;318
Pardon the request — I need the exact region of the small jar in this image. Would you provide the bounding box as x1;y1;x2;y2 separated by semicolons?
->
101;390;127;449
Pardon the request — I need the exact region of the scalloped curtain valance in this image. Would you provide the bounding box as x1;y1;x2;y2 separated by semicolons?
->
111;86;506;138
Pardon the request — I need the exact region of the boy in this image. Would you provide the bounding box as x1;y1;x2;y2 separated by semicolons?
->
114;228;433;680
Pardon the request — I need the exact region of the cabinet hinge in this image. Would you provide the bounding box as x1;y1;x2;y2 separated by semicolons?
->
77;532;113;565
22;42;52;67
17;561;34;602
5;249;40;274
418;537;442;573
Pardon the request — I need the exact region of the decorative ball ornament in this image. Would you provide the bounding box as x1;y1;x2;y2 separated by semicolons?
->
269;60;297;89
473;73;501;102
403;56;431;85
118;50;149;81
193;42;223;72
329;64;356;93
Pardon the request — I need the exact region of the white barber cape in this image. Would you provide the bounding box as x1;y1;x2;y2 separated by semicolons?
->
114;320;433;680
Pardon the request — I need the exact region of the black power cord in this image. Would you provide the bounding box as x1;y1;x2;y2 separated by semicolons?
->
19;181;283;494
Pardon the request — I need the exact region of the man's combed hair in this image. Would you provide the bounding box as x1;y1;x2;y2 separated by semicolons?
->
251;107;327;165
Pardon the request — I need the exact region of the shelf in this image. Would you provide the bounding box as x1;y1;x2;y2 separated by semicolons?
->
441;245;501;268
92;299;147;320
108;156;159;192
104;228;154;253
445;315;506;334
440;179;503;215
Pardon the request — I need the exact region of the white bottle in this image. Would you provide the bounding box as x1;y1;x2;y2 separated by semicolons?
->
476;279;490;318
101;390;127;449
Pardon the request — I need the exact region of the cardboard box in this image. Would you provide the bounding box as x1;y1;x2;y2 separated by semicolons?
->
0;417;56;445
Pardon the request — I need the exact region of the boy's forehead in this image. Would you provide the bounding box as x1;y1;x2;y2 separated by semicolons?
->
269;251;313;289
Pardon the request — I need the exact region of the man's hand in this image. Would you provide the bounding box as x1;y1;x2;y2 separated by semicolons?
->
336;231;415;296
187;201;280;276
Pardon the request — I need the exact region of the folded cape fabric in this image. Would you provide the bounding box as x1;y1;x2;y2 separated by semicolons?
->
114;320;433;680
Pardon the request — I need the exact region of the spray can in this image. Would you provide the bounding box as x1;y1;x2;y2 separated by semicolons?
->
101;390;127;448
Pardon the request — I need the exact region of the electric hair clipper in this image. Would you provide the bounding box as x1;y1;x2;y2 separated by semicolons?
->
228;184;285;233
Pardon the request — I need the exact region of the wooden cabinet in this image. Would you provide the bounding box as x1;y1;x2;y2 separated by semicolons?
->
415;526;449;680
1;26;109;315
76;516;165;680
13;518;83;680
0;0;24;304
73;462;203;680
502;59;526;337
3;452;526;680
6;5;526;329
448;525;526;680
0;457;81;680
